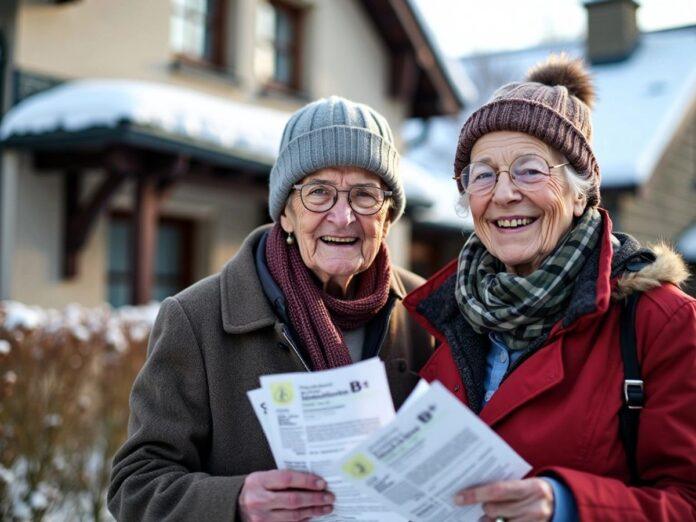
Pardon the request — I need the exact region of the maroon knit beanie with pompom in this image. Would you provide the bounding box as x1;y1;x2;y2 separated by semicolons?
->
455;53;600;207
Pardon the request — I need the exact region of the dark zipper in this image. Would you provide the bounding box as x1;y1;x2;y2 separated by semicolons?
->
280;324;310;372
374;296;397;358
277;294;397;371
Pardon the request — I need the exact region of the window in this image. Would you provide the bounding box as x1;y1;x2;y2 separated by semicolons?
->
255;0;303;91
171;0;226;67
107;215;194;307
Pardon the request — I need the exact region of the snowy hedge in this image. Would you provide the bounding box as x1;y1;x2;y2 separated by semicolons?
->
0;301;159;521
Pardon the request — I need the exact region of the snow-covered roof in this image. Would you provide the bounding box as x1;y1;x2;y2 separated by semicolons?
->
405;25;696;190
677;224;696;263
0;79;290;166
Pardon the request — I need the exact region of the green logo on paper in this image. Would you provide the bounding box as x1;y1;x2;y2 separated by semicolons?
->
342;453;374;479
271;382;294;405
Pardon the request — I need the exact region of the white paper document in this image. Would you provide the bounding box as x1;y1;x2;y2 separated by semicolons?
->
252;358;406;521
246;387;283;467
249;360;530;522
335;381;532;522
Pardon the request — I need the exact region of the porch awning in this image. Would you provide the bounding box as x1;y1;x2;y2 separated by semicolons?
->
0;79;470;225
0;79;290;172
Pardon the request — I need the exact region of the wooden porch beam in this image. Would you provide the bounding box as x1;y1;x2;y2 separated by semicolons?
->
63;169;126;278
155;155;190;199
385;0;461;114
132;175;159;305
390;51;419;101
131;155;190;304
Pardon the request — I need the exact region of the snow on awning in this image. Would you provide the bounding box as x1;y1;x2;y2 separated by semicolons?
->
677;224;696;263
0;79;291;168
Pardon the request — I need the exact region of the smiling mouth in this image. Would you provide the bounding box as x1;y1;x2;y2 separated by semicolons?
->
492;217;538;230
320;235;359;245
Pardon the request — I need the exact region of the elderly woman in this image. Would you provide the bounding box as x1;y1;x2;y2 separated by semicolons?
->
108;96;433;521
405;55;696;521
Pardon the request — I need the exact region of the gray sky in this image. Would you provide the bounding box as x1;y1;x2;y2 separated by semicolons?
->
412;0;696;57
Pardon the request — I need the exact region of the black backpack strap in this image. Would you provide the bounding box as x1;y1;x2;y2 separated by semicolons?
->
619;291;644;485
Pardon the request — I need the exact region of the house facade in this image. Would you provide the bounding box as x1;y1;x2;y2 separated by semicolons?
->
0;0;463;307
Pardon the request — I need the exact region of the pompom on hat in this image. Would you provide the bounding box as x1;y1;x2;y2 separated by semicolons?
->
455;53;601;208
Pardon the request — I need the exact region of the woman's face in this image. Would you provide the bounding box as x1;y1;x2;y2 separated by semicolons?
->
468;131;586;276
280;167;391;296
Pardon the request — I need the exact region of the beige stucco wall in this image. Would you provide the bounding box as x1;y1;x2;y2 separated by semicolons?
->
16;0;172;84
14;0;407;125
302;0;407;143
9;153;108;307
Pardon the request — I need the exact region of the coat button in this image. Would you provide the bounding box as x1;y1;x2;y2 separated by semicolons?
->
454;385;460;392
397;360;408;372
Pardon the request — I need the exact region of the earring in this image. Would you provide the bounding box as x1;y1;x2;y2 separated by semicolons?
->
286;232;295;245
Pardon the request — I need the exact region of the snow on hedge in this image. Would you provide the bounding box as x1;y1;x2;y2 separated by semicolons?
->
0;301;160;351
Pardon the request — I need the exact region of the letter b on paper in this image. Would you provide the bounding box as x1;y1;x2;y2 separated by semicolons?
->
351;380;368;392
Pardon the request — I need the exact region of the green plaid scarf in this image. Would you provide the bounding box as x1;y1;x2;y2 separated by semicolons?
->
455;208;602;351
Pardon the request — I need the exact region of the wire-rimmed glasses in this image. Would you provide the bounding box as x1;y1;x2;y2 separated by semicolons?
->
292;183;392;215
453;154;569;196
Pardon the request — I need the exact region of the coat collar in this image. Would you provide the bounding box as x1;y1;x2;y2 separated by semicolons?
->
220;225;277;334
220;225;408;335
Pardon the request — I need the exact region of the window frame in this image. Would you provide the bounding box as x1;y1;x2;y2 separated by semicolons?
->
256;0;305;94
171;0;228;70
107;212;195;307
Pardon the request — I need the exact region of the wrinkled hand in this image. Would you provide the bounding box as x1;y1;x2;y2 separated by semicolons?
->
454;478;554;522
238;470;335;522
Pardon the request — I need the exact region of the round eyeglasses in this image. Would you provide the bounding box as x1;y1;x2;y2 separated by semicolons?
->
292;183;392;215
453;154;569;196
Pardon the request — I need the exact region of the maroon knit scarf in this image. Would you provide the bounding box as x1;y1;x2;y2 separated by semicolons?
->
265;223;392;370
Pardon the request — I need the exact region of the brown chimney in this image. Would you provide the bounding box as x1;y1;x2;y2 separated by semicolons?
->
584;0;640;63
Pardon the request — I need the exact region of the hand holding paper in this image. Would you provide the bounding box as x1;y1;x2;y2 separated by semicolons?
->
248;359;532;522
454;477;554;521
238;469;335;522
335;381;532;522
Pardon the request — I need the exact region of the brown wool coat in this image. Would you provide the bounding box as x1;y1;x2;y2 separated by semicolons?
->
107;226;434;521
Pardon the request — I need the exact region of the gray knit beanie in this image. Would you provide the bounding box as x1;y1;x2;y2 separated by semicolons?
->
455;54;601;208
269;96;404;222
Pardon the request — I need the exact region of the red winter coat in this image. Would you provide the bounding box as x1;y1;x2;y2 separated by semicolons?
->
404;214;696;521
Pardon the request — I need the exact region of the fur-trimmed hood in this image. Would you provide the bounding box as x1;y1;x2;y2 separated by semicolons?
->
613;243;690;300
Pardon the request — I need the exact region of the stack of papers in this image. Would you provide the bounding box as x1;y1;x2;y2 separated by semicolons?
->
248;358;531;521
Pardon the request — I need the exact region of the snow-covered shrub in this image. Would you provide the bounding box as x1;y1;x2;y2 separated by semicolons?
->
0;301;158;521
